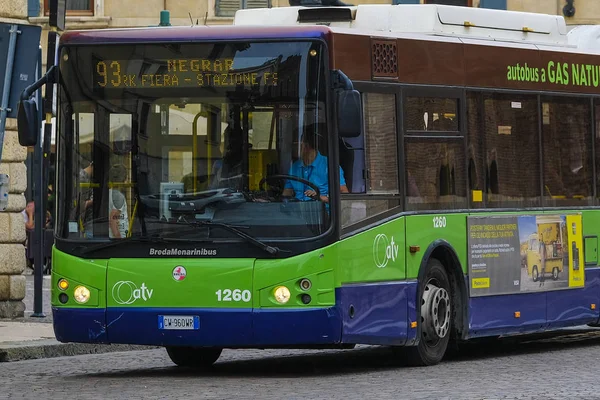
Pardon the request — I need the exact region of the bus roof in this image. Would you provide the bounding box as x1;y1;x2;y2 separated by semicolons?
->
59;5;600;54
235;5;570;47
58;25;331;45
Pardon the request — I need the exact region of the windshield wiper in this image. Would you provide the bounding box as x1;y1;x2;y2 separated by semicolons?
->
186;220;281;255
77;235;191;255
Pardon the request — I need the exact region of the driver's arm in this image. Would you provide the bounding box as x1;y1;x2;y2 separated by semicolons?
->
307;166;348;203
339;166;349;194
282;165;296;197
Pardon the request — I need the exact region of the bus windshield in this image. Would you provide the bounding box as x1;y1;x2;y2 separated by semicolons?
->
55;40;332;243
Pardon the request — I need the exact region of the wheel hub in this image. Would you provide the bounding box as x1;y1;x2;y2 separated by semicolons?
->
422;283;451;342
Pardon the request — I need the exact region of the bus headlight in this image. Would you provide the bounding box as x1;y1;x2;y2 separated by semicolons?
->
73;286;91;304
273;286;291;304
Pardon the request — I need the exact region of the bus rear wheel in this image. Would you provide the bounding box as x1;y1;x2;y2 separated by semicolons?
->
166;346;222;368
405;258;452;366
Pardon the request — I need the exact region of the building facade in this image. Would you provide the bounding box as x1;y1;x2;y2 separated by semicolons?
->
0;0;29;318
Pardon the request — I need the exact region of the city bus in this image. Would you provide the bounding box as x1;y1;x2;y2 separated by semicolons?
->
17;3;600;367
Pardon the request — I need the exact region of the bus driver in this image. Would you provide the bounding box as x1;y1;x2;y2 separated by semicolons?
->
282;131;349;203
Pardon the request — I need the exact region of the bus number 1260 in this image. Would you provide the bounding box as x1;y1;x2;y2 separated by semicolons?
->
216;289;252;302
433;216;447;228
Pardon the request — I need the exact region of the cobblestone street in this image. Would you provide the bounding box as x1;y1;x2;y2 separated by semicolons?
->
3;329;600;399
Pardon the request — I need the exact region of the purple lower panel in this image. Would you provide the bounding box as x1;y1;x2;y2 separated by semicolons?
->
53;307;108;343
337;281;417;346
546;267;600;328
468;268;600;338
469;292;547;338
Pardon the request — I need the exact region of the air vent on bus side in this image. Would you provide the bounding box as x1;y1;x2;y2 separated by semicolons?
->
371;39;398;80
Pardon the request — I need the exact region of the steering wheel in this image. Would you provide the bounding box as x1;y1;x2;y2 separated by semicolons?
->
259;174;322;201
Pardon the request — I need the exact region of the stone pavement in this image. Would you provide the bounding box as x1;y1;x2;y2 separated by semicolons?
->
0;318;151;362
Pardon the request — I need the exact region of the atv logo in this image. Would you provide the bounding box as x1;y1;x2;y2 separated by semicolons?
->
373;234;399;268
112;281;154;305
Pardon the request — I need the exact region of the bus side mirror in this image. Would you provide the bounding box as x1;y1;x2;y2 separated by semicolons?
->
337;89;362;138
17;99;39;146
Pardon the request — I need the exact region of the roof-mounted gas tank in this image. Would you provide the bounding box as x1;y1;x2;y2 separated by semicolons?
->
234;4;569;46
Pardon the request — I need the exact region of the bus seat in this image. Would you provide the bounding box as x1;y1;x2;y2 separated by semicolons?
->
339;138;365;193
339;139;353;191
350;149;365;193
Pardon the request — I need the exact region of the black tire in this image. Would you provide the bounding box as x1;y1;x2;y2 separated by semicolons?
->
404;258;453;366
552;267;559;281
166;346;222;368
532;265;539;282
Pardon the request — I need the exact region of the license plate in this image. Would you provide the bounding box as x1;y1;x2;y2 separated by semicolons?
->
158;315;199;330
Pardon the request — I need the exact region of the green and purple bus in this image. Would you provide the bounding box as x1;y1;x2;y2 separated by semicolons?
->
18;4;600;367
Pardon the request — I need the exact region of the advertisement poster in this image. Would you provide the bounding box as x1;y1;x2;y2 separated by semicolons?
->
468;214;584;297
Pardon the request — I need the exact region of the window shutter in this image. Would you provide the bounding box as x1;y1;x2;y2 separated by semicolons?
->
216;0;270;17
479;0;506;9
216;0;241;17
245;0;270;9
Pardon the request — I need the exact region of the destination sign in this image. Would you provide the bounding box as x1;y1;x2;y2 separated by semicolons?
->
93;58;279;89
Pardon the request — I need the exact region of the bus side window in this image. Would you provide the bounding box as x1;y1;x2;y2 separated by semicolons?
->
341;92;400;229
405;138;466;211
483;94;540;208
467;93;486;206
405;96;466;211
542;98;592;207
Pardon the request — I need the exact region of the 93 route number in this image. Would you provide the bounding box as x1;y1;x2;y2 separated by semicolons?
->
216;289;251;302
433;216;447;228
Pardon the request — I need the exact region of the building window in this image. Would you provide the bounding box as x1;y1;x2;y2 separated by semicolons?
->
216;0;271;17
44;0;94;16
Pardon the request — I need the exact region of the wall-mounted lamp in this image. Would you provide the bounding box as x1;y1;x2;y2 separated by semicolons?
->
563;0;575;17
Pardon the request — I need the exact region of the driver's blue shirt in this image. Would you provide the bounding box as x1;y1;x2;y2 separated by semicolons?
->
284;151;346;201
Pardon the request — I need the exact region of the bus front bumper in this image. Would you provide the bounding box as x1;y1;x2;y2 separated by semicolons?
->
52;306;342;347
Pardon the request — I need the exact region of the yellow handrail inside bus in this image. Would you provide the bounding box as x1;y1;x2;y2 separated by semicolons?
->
192;112;202;193
127;198;138;238
79;182;136;188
